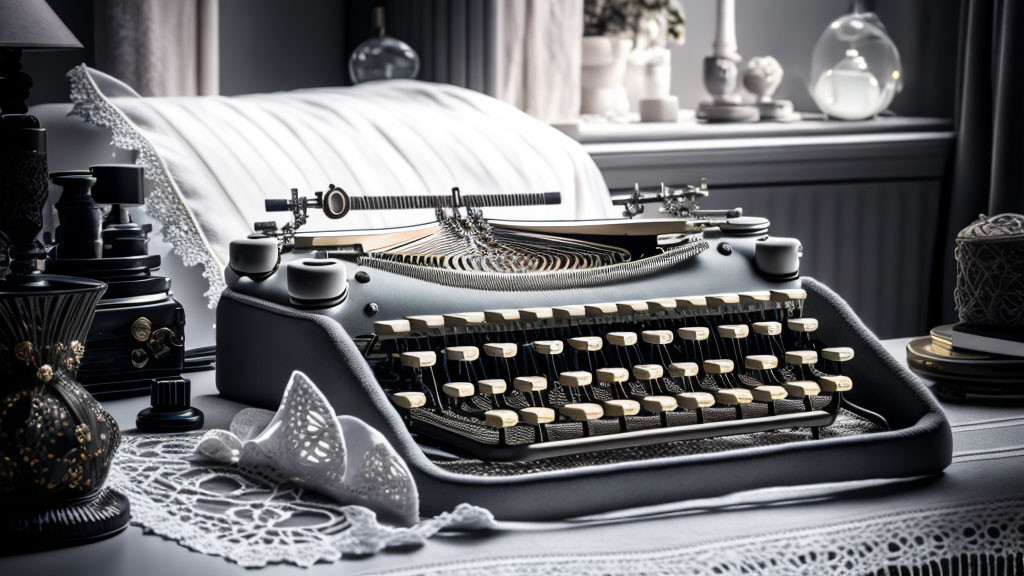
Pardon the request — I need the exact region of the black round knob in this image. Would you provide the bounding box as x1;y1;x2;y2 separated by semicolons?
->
364;302;379;316
136;377;204;432
355;270;370;283
718;242;733;255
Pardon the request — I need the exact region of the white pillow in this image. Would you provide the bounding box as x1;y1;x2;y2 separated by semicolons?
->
68;66;613;306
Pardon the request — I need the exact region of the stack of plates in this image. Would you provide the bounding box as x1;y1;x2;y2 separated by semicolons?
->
906;325;1024;401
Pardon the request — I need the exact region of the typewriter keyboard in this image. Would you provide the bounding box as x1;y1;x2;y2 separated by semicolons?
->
368;289;857;460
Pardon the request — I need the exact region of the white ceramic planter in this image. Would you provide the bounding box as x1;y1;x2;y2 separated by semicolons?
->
581;36;632;116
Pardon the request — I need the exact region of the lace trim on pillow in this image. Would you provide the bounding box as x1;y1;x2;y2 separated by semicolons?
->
110;433;496;568
67;64;225;307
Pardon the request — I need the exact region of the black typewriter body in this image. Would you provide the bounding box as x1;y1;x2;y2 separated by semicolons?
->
217;207;952;520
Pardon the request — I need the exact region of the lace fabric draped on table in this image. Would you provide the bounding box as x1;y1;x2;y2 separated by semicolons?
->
108;371;494;567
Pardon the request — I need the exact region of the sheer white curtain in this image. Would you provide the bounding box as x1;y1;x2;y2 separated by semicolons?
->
94;0;219;97
498;0;582;123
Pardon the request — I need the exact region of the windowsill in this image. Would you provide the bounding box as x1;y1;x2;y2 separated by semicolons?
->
554;111;952;144
571;112;955;191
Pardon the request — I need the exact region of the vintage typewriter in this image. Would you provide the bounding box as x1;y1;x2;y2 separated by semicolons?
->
217;183;951;520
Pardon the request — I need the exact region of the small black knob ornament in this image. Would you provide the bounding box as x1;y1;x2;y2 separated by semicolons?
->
136;377;205;432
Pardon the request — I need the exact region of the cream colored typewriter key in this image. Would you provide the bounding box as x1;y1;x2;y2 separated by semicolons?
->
553;305;586;319
675;296;708;310
603;399;640;431
752;321;783;336
401;351;436;368
390;391;427;425
606;332;638;347
514;376;548;392
642;330;674;345
597;367;629;397
559;371;592;387
706;293;740;307
616;301;649;315
712;387;753;420
559;403;604;429
535;340;564;355
374;319;411;336
744;355;779;370
770;289;808;302
484;409;519;444
479;380;509;410
785;350;818;365
442;382;475;398
676;392;715;410
678;326;710;341
822;347;855;362
642;396;678;426
717;324;749;339
569;336;603;352
483;343;517;358
635;363;666;395
484;410;518;428
603;399;640;417
739;291;771;304
668;362;699;378
633;364;664;381
584;303;619;317
641;395;677;412
715;388;753;405
407;315;444;332
390;391;427;409
477;379;507;395
596;367;629;383
819;375;853;392
519;307;553;322
703;359;734;374
788;318;819;332
519;406;555;425
443;312;485;327
446;346;480;362
646;298;677;314
514;376;549;407
752;386;788;414
519;406;555;441
484;309;520;324
783;380;821;399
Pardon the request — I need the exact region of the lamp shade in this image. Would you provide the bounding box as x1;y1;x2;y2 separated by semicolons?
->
0;0;82;49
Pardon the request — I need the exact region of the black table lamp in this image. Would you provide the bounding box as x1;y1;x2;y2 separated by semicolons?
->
0;0;82;115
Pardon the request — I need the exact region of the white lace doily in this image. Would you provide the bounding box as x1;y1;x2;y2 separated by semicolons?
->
110;432;494;568
392;498;1024;575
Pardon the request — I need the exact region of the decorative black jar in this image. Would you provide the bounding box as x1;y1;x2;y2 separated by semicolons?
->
0;275;130;547
0;112;129;548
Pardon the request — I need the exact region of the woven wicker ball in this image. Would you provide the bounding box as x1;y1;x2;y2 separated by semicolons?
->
954;213;1024;327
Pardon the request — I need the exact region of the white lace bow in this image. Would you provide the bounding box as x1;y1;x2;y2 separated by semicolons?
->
195;371;420;526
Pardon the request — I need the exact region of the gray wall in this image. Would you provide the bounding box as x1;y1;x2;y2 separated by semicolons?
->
219;0;347;95
669;0;960;117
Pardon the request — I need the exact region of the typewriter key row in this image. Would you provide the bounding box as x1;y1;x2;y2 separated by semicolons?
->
370;289;855;457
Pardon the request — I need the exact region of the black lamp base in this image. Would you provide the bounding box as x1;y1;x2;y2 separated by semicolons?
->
0;488;130;553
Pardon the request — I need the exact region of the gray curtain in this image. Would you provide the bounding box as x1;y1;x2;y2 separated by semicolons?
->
94;0;219;97
934;0;1024;324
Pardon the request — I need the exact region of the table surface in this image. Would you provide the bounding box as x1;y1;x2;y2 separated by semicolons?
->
3;338;1022;575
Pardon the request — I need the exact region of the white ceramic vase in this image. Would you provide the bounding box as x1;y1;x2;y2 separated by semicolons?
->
581;36;633;116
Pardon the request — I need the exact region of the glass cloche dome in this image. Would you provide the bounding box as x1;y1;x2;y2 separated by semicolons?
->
810;11;902;120
348;7;420;84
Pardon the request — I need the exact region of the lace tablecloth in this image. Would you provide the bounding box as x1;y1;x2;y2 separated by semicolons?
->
2;339;1023;575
